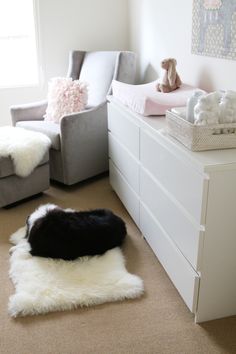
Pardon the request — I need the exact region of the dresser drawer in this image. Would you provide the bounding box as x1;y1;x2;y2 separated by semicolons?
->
140;202;199;313
140;167;203;270
140;129;207;225
108;102;139;159
109;159;139;226
109;132;139;194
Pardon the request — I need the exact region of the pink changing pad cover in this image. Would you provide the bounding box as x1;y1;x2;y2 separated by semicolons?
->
112;80;198;116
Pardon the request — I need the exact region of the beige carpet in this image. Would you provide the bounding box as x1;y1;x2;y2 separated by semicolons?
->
0;176;235;354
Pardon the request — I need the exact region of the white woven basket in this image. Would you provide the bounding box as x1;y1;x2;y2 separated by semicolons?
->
166;110;236;151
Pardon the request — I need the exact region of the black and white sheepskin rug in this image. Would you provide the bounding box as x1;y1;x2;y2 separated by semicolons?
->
8;205;144;317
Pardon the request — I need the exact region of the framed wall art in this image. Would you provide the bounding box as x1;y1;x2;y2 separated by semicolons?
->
192;0;236;60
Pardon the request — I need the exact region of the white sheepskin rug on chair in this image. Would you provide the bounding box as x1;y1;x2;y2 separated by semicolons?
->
8;227;144;317
0;126;51;177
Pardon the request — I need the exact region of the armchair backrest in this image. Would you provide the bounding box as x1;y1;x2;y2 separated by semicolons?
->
67;50;136;107
79;51;118;107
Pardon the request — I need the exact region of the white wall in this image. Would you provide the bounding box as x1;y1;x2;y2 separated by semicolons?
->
0;0;129;126
128;0;236;92
4;0;234;127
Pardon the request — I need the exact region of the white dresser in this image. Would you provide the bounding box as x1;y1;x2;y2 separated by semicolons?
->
108;98;236;323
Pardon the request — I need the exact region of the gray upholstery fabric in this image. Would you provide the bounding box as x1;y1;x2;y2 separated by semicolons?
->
0;163;49;208
114;52;137;84
0;158;15;178
59;104;108;185
16;121;61;150
79;52;118;107
49;149;64;183
0;151;49;207
67;51;85;80
10;51;137;185
0;153;49;178
11;100;47;126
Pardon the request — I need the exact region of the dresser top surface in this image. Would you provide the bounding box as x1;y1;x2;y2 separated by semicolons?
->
108;97;236;173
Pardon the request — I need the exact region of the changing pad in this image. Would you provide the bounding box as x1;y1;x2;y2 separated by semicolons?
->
112;80;200;116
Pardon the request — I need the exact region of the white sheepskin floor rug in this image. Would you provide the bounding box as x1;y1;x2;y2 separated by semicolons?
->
8;227;144;317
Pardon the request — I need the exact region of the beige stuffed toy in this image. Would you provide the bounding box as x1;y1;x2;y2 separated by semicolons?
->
156;58;182;93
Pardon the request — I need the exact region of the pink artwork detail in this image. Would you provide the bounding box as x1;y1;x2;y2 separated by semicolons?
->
203;0;222;10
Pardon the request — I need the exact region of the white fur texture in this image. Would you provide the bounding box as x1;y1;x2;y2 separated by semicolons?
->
44;77;88;123
8;227;144;317
27;203;58;233
10;226;27;246
194;91;221;125
0;126;51;177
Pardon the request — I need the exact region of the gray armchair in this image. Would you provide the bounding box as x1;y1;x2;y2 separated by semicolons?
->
11;51;136;185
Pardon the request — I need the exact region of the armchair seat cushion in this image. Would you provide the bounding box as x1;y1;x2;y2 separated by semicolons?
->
16;121;61;150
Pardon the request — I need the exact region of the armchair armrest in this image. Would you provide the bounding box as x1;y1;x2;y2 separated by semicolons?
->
11;100;48;126
59;102;108;184
60;102;107;148
60;102;106;130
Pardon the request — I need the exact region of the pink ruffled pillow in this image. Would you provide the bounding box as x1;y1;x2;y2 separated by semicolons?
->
44;77;88;123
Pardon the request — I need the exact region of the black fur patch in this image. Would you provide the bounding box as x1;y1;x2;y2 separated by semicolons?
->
27;208;127;260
